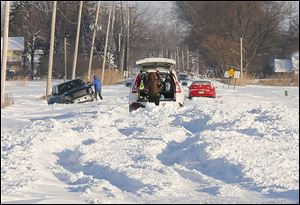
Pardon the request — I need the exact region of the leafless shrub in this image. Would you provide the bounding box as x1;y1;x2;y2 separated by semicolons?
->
37;95;48;101
1;94;14;108
84;69;124;85
15;77;29;86
253;74;299;86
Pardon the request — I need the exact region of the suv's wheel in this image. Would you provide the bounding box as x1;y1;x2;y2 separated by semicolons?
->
154;96;160;106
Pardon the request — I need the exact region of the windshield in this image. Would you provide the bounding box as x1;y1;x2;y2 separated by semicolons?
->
57;79;86;94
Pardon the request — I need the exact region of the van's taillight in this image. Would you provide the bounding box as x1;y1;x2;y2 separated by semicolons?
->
175;82;181;93
132;74;141;93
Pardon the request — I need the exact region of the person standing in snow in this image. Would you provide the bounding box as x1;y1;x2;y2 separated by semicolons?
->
92;75;103;100
147;70;162;105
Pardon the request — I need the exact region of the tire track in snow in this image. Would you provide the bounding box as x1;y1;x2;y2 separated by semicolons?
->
170;97;298;202
1;107;103;201
54;148;148;193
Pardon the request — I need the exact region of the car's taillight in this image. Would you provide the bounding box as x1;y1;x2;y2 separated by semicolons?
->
132;74;141;93
175;82;181;93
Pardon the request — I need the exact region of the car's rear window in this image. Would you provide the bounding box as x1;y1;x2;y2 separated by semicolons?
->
179;74;188;81
58;79;85;94
193;81;211;85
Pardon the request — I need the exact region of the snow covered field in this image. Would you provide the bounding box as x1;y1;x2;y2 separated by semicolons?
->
1;79;299;204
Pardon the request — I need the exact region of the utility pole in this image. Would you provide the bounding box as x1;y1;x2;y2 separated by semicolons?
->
126;6;130;74
187;48;190;71
46;1;57;96
64;36;67;81
71;1;83;79
120;1;125;75
1;1;10;105
197;48;200;75
109;2;116;70
121;48;125;75
87;1;100;82
101;8;112;83
118;33;121;52
176;46;180;70
240;37;243;84
181;50;185;72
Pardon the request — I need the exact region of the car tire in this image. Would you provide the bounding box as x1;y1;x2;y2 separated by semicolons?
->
154;96;160;106
188;96;192;100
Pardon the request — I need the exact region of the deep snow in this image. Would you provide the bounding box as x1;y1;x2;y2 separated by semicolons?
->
1;79;299;204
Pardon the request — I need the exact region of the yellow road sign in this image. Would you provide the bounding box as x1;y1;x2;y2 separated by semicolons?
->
228;68;235;77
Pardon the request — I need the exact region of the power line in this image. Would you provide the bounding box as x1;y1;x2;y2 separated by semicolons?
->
27;2;52;13
57;8;78;25
27;2;80;25
82;20;103;57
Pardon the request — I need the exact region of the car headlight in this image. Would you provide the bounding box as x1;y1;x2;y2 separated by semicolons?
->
88;87;94;93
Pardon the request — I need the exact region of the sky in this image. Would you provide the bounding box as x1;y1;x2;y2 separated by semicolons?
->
131;1;174;22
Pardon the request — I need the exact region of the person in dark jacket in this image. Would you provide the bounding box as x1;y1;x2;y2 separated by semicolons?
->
147;71;162;105
92;75;103;100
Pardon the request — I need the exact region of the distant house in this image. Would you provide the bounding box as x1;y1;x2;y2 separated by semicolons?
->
291;51;299;74
1;37;24;72
274;59;293;73
273;51;299;75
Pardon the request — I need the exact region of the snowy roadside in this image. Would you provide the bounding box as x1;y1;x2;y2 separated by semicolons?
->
1;80;299;204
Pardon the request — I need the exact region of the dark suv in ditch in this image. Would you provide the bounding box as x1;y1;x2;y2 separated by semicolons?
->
47;79;95;105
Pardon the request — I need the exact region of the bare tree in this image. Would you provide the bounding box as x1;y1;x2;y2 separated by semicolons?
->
174;1;296;76
10;1;49;77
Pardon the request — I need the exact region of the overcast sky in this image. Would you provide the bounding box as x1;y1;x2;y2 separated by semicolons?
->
131;1;174;23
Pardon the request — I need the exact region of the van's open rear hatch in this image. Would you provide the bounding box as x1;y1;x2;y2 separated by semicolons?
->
136;58;176;72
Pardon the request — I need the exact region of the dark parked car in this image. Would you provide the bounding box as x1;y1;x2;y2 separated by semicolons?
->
47;79;95;105
178;72;189;86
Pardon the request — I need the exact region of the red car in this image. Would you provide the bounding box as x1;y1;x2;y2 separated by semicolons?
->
188;80;216;99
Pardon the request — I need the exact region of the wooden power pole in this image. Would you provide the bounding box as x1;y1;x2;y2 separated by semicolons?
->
101;8;112;83
46;1;57;96
64;37;67;81
240;37;243;84
181;50;185;72
126;6;130;74
197;48;200;74
187;48;190;71
71;1;83;79
1;1;11;105
176;46;180;70
87;1;100;82
108;2;116;70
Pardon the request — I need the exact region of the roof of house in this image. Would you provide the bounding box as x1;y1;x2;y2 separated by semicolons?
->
291;51;299;71
291;51;299;59
274;59;293;73
1;37;24;51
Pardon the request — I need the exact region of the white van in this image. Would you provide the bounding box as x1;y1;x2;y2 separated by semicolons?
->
127;58;184;112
